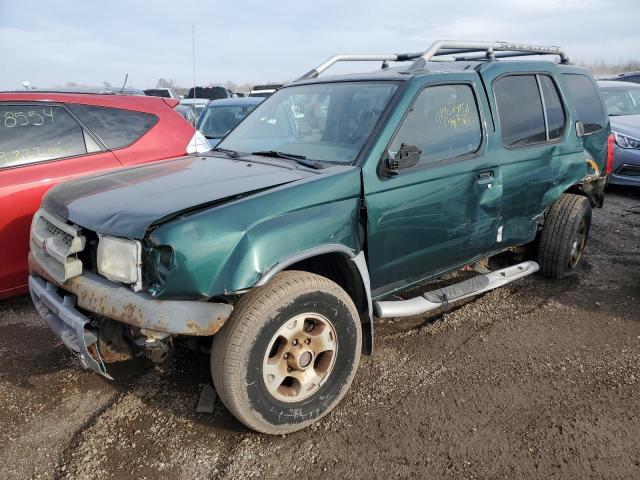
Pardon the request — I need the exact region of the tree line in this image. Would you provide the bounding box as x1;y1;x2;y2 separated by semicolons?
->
50;58;640;93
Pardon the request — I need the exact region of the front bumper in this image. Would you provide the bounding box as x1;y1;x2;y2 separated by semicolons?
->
609;166;640;186
29;275;109;377
29;252;234;376
610;147;640;186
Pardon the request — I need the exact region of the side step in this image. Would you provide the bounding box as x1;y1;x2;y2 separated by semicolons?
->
373;261;539;318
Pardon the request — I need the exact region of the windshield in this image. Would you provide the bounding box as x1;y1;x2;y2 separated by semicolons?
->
197;104;259;139
600;85;640;116
218;82;399;164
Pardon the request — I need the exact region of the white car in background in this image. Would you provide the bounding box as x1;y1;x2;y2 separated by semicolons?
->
179;98;210;119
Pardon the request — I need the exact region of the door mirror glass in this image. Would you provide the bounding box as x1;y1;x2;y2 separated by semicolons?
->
575;120;585;138
385;143;421;175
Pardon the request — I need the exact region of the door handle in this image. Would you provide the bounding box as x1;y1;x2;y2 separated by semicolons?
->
477;171;494;185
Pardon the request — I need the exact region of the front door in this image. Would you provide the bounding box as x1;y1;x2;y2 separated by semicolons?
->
363;77;502;299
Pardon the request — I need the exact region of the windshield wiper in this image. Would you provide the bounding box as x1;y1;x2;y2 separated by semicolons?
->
212;147;241;158
251;150;325;169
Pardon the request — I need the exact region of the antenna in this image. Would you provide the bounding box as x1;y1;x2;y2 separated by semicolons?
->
192;24;196;108
120;73;129;93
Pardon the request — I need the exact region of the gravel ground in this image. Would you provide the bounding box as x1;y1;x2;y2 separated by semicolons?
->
1;188;639;480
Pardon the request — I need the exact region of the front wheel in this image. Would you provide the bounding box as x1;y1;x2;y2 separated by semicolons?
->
211;271;362;434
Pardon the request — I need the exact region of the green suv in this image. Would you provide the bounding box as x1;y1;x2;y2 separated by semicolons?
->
29;41;611;434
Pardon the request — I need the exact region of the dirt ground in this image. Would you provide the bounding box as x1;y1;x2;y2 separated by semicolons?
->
1;188;639;480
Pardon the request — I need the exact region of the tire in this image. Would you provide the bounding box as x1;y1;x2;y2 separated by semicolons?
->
211;271;362;434
538;193;592;279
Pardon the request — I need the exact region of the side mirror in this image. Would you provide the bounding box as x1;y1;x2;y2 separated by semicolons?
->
575;120;585;138
385;143;421;176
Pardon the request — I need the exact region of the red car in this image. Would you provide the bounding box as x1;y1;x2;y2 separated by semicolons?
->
0;91;209;299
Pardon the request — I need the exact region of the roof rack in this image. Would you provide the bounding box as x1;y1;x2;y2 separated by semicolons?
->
297;40;569;80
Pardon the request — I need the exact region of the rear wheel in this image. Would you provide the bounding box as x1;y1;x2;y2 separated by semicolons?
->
538;193;592;279
211;271;361;434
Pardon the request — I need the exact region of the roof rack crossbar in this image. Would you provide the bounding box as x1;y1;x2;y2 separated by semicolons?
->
298;40;569;80
453;51;549;61
423;41;568;63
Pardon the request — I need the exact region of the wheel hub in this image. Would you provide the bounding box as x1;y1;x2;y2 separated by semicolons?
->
569;217;587;268
262;313;337;403
294;350;313;369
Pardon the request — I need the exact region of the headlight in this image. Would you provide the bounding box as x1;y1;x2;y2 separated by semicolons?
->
97;235;142;290
186;130;212;154
613;131;640;149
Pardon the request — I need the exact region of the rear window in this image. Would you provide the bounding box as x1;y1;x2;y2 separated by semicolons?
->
0;104;87;168
144;89;171;98
494;75;547;147
562;74;606;134
68;104;158;149
187;87;229;100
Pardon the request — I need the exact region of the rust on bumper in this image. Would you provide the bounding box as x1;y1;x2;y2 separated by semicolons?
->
29;253;233;336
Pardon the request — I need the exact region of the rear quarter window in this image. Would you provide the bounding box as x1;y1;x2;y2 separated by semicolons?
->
562;74;606;134
0;104;87;168
68;104;158;150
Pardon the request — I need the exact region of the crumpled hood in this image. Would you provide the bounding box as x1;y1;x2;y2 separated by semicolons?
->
610;114;640;137
43;154;314;238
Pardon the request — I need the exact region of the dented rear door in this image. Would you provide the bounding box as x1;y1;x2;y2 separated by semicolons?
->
479;62;586;247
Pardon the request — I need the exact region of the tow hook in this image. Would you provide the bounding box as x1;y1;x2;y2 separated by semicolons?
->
137;329;172;363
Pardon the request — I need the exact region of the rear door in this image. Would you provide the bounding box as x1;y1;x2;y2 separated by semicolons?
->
0;102;121;297
479;63;582;247
363;74;502;298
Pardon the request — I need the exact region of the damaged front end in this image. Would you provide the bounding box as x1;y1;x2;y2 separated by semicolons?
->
30;275;172;378
28;208;233;378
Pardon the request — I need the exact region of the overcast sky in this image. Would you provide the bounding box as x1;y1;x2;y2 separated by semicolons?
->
1;0;639;90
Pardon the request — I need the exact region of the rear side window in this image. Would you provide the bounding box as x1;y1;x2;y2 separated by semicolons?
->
494;74;567;147
539;75;566;140
389;84;482;165
0;105;87;168
68;104;158;149
562;74;606;134
494;75;547;147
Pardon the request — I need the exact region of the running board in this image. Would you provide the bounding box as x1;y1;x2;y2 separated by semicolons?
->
373;261;539;318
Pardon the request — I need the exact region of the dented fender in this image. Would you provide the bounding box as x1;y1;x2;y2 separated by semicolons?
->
146;167;364;298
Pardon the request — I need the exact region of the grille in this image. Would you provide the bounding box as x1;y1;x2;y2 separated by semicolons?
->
30;209;86;283
44;219;74;248
618;164;640;177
